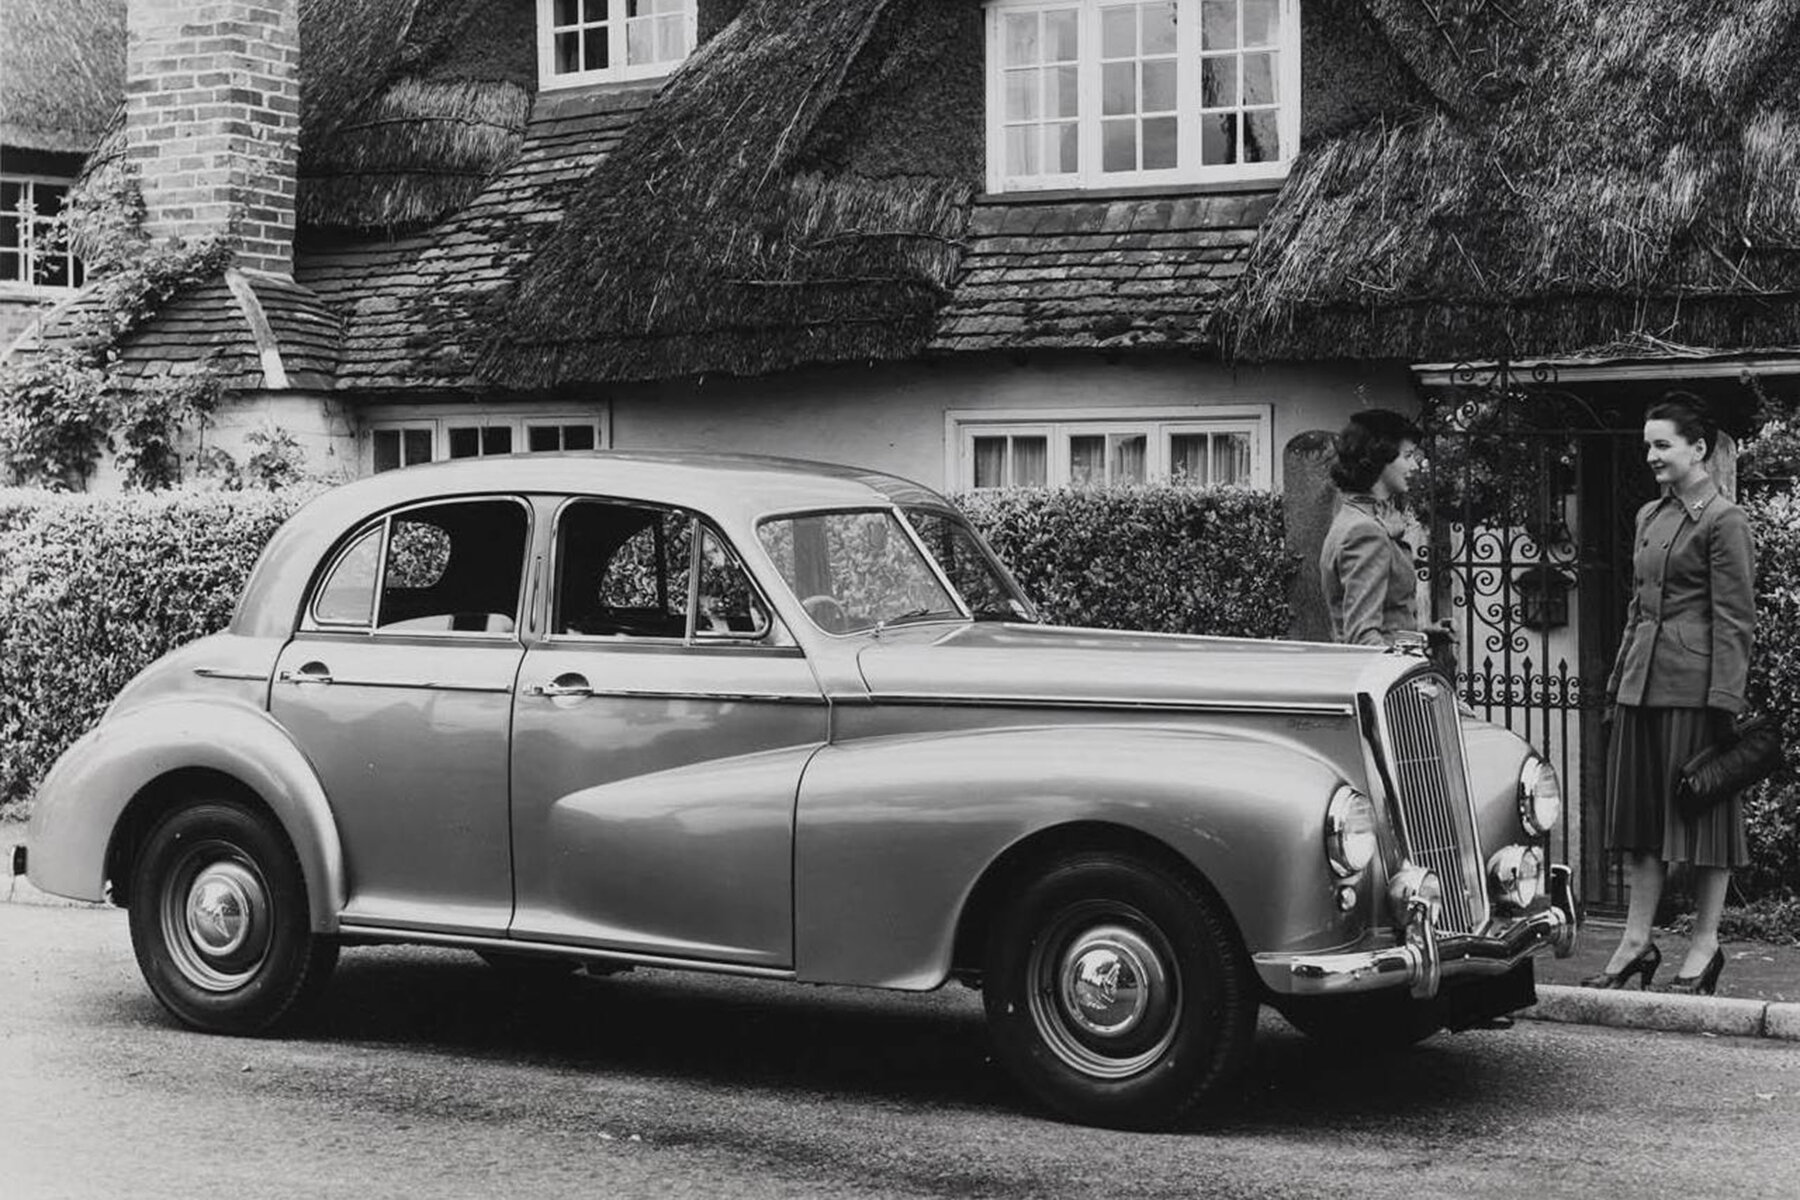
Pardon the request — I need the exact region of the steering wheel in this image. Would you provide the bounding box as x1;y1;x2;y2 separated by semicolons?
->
801;593;849;633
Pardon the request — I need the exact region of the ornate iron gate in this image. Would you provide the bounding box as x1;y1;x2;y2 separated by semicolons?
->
1417;362;1656;907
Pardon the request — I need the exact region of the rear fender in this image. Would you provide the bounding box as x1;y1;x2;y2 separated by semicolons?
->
794;724;1348;989
26;698;346;931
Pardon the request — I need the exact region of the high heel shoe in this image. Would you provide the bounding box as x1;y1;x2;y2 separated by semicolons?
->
1660;948;1726;996
1578;943;1662;989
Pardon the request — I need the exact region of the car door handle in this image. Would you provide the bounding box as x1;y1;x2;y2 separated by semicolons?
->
527;673;594;699
279;662;334;685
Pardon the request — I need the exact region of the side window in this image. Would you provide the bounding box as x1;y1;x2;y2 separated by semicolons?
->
312;527;383;627
556;500;692;638
554;501;773;641
375;500;529;634
694;527;771;639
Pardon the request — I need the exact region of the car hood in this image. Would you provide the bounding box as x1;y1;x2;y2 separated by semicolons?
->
854;623;1410;711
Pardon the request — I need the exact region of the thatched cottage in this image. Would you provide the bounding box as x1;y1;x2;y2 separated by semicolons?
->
5;0;1793;487
3;0;1436;489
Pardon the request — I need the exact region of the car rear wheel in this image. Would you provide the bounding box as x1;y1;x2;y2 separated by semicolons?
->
128;799;337;1035
983;852;1256;1130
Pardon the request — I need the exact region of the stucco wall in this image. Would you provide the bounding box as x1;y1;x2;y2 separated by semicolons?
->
76;389;358;492
604;351;1418;492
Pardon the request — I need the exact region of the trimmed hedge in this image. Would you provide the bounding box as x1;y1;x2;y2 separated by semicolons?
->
957;485;1296;639
1741;490;1800;899
0;488;313;812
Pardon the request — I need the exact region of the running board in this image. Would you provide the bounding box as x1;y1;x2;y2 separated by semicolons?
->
333;921;797;981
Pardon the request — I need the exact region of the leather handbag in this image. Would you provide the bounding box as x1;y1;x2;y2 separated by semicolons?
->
1676;714;1786;819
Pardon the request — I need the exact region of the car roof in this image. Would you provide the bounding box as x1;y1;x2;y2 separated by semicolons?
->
231;450;952;638
322;450;947;512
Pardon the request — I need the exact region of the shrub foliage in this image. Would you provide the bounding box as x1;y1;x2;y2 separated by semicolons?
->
0;488;309;810
957;485;1296;638
1742;490;1800;900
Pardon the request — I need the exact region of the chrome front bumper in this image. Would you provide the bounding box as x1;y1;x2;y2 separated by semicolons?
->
1254;864;1578;999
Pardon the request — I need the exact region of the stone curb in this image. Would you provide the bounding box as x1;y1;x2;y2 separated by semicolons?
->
1527;984;1800;1042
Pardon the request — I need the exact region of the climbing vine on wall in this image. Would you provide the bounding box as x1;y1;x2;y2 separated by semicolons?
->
0;169;234;490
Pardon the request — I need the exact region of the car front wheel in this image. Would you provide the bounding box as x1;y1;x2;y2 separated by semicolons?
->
128;799;337;1035
983;852;1256;1129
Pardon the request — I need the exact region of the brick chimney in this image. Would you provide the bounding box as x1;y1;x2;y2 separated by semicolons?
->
124;0;299;276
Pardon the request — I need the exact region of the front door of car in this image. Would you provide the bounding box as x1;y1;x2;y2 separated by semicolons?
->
508;498;826;968
269;496;531;935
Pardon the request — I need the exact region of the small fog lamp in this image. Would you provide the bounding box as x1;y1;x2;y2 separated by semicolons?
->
1518;758;1561;835
1488;844;1544;909
1325;786;1378;878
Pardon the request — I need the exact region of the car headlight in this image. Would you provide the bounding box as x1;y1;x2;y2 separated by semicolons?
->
1325;785;1378;878
1518;757;1561;836
1488;844;1544;909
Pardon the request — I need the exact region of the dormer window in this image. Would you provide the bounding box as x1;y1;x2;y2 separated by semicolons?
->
984;0;1299;192
537;0;697;89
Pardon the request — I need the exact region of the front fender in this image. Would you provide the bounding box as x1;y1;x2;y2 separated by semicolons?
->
794;724;1350;989
27;698;347;931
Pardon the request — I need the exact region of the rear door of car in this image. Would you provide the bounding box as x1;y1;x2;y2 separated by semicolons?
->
269;496;531;935
507;496;826;969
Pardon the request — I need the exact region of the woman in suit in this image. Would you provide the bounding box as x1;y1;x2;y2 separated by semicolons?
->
1583;393;1756;995
1319;409;1426;648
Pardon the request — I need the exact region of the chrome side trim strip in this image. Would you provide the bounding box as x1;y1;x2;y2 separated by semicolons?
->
279;677;515;694
566;688;827;705
867;692;1355;717
193;668;269;682
334;920;796;979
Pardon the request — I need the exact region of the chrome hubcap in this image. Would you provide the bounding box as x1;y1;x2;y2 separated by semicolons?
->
1060;928;1156;1037
1028;905;1180;1080
160;843;272;992
185;864;257;957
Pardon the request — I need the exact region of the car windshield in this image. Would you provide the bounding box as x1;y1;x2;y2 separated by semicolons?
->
757;507;1036;634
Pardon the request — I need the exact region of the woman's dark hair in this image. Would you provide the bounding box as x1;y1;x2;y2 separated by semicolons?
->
1330;408;1424;491
1645;390;1719;460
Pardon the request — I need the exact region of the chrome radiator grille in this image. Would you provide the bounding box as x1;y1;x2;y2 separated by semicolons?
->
1383;675;1485;934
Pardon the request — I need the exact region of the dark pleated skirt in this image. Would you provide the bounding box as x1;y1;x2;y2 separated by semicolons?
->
1605;704;1748;868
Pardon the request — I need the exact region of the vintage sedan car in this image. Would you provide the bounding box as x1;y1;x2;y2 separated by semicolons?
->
20;452;1575;1129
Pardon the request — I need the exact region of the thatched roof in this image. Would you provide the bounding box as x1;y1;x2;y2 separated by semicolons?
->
0;0;124;152
3;0;534;230
1221;0;1800;363
297;0;538;231
479;0;976;386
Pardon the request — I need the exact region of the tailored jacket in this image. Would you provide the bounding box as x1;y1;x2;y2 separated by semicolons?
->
1320;492;1420;646
1606;478;1755;712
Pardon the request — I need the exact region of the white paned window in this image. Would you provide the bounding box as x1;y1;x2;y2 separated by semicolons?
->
985;0;1299;191
371;425;435;474
0;177;85;291
367;412;608;473
972;429;1052;488
952;406;1272;490
538;0;697;89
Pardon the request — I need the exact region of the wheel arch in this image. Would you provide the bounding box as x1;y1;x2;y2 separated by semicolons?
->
28;699;347;931
950;821;1248;983
105;767;276;908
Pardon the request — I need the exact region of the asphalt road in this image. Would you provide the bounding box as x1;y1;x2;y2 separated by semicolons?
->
4;903;1799;1200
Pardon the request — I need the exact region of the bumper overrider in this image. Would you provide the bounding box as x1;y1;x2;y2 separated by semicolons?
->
1254;863;1578;999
